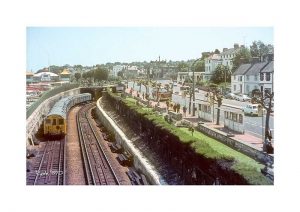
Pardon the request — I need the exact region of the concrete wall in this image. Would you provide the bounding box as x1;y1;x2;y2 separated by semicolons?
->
198;111;212;122
224;119;244;134
26;88;80;145
96;98;164;185
197;123;273;164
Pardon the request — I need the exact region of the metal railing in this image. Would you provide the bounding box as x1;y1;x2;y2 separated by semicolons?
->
26;83;79;119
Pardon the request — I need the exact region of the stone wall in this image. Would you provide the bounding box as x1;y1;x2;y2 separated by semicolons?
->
197;123;273;164
95;98;163;185
26;88;80;145
168;111;182;121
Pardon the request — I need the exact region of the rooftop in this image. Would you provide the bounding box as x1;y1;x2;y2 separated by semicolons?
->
260;61;274;73
232;64;252;75
245;62;268;76
60;69;71;75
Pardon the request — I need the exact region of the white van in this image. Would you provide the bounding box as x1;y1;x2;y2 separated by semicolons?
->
243;104;263;116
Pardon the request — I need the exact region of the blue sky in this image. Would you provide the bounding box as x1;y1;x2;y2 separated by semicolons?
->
27;27;273;72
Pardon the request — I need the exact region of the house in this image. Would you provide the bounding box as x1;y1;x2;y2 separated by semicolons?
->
60;69;71;82
220;43;243;70
177;72;203;84
203;43;243;81
33;71;59;82
26;71;34;85
231;57;274;95
112;65;125;77
259;61;274;94
231;64;253;94
203;54;221;81
244;61;268;94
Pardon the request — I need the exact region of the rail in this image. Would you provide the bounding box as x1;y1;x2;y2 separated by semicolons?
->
77;103;120;185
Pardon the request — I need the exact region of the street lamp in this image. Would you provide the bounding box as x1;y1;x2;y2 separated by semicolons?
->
191;58;201;116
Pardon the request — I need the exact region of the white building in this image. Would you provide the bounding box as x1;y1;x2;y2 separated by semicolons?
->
231;64;252;94
33;72;59;82
203;54;221;81
244;62;268;94
220;43;242;70
231;59;274;95
177;72;204;84
259;61;274;94
203;43;242;81
112;65;125;77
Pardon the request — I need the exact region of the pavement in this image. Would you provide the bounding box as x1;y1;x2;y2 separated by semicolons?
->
125;88;272;152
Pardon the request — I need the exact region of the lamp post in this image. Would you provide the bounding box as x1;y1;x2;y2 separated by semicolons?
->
191;58;201;116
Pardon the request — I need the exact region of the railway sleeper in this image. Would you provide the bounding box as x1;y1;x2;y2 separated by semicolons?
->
109;143;123;153
126;170;147;185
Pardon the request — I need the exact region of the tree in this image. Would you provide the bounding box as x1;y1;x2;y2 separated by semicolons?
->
207;84;223;125
201;52;211;60
74;72;81;82
251;89;274;153
194;60;205;72
94;68;108;82
177;62;189;72
250;40;271;58
82;72;88;79
214;49;220;54
232;47;252;72
210;65;231;84
117;70;124;78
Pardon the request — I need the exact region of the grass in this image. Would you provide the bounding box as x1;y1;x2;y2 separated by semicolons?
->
180;128;271;185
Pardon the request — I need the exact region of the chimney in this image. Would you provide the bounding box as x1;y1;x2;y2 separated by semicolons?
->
251;57;260;63
234;43;239;49
223;48;228;52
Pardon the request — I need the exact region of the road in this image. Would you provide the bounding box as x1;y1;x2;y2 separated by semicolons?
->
127;81;274;141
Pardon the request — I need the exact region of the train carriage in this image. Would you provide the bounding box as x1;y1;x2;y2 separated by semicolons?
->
44;93;91;137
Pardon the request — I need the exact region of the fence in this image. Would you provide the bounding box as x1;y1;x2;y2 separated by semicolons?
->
26;83;79;119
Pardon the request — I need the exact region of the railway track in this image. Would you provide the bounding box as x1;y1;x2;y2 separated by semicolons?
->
77;103;120;185
27;139;65;185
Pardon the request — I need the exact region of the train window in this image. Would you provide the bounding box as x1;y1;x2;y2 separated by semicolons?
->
46;119;51;124
59;119;64;125
52;119;57;125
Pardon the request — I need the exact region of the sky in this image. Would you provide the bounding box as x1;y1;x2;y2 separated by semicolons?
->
27;27;273;72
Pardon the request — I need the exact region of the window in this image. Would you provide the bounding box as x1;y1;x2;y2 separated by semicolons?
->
46;119;51;124
255;75;258;81
246;75;249;81
246;85;249;93
234;85;236;91
233;113;237;122
52;119;56;125
239;114;243;123
260;73;264;81
266;73;271;81
59;119;64;125
239;76;242;81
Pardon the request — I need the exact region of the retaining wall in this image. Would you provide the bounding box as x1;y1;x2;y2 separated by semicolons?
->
196;123;273;164
26;88;80;145
96;97;164;185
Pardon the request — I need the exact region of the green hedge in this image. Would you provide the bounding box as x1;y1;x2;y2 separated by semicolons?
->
108;92;272;185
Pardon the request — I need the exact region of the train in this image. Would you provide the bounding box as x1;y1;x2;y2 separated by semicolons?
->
44;93;92;137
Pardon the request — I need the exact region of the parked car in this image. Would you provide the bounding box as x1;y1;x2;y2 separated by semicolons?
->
235;94;251;102
243;104;263;116
224;93;237;100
